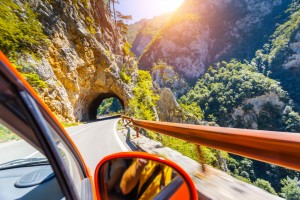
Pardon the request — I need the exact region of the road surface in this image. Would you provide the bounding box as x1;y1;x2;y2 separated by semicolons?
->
0;118;127;173
67;118;126;172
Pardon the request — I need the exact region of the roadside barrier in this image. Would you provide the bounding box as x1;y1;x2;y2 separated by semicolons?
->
121;116;300;171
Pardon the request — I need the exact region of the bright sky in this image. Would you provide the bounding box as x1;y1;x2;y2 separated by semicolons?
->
116;0;185;23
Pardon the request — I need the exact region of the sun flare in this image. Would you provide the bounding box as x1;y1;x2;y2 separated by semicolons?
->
157;0;185;13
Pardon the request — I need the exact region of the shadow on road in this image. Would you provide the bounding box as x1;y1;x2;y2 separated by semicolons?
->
125;127;138;151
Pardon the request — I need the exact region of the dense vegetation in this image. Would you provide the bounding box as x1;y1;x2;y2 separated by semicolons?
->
0;0;48;58
0;0;49;91
97;97;124;116
128;70;159;120
254;1;300;111
180;60;291;127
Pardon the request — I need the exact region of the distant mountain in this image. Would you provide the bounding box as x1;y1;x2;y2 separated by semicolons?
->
137;0;291;83
127;13;172;57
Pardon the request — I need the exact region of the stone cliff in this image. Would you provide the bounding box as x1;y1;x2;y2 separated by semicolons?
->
231;93;286;129
12;0;138;121
127;13;172;57
156;88;201;124
283;32;300;70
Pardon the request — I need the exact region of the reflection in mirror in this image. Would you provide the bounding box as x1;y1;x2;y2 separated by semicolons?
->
98;158;190;200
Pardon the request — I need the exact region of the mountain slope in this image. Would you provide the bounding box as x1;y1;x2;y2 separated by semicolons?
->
179;60;300;131
127;13;172;57
138;0;290;83
254;1;300;109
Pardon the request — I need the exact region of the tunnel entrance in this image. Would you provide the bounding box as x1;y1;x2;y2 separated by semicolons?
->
88;93;124;121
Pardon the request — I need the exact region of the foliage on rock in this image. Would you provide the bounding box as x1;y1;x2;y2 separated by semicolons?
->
254;1;300;110
180;60;290;127
128;70;159;120
151;61;189;97
0;0;48;58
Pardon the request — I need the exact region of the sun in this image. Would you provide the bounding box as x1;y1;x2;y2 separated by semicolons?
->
156;0;185;13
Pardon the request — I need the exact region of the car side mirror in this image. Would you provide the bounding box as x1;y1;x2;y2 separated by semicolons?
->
94;152;198;200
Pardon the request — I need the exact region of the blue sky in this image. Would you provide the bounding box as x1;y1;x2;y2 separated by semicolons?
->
115;0;184;23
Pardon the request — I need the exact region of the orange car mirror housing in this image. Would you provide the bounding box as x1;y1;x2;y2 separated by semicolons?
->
94;152;198;200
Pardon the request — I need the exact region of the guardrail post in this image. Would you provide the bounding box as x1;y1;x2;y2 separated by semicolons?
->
197;145;206;172
135;127;139;137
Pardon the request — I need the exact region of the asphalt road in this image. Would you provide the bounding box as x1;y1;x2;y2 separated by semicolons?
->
0;140;45;163
0;118;127;173
67;118;126;173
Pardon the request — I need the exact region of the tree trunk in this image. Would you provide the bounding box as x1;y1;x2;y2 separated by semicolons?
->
112;0;116;24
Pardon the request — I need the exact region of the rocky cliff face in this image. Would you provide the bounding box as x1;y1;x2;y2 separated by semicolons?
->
11;0;138;121
284;31;300;70
156;88;201;124
231;93;286;129
128;13;172;57
137;0;289;83
151;62;189;97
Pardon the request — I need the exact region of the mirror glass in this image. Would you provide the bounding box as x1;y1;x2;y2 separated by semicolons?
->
97;157;191;200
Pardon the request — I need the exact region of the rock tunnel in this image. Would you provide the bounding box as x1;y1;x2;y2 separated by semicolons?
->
88;92;125;121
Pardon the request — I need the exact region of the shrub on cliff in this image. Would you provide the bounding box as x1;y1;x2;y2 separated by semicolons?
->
254;179;277;195
0;0;49;58
128;70;159;120
280;177;300;200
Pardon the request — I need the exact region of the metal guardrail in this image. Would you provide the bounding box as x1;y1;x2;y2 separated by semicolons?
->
121;116;300;172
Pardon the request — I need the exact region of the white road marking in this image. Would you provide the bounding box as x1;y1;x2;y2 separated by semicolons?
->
70;124;99;136
25;151;39;158
23;123;98;164
113;119;128;152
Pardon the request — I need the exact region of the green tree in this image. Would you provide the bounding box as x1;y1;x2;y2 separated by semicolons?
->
97;97;123;115
280;177;300;200
254;179;277;195
238;158;256;181
128;70;159;120
179;102;204;120
115;11;132;35
283;106;300;132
